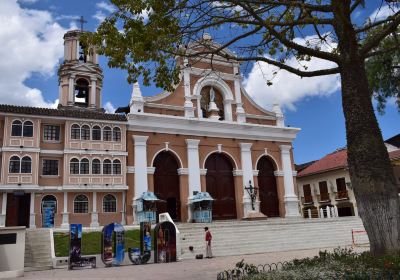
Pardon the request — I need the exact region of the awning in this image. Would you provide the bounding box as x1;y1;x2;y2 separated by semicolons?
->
140;191;160;201
189;192;214;203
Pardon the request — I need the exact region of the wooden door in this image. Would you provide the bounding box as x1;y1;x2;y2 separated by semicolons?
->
6;193;31;227
205;153;237;220
153;152;181;221
257;157;280;217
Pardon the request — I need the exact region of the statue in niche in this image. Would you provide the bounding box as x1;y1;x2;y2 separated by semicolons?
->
209;87;215;103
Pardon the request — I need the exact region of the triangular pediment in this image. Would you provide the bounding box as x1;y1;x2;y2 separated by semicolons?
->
70;63;99;73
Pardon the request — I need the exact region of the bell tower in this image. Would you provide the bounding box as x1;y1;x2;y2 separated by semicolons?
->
58;29;104;111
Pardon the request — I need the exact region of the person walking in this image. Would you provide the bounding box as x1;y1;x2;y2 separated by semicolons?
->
204;227;212;258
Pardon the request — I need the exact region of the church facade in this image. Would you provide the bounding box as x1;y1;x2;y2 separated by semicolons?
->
0;30;300;228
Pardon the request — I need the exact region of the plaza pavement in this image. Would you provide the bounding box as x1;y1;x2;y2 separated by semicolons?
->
21;246;367;280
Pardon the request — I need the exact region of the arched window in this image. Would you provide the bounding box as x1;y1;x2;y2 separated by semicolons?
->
80;158;89;174
113;127;121;142
103;159;112;174
92;159;101;174
81;125;90;140
71;124;80;140
9;156;20;173
92;125;101;140
74;195;89;213
70;158;79;174
41;195;57;213
103;194;116;213
11;120;22;136
23;121;33;137
103;126;112;141
74;78;89;106
113;159;121;174
21;156;32;173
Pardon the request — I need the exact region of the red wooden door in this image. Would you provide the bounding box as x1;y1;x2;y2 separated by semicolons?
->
205;153;237;220
6;193;31;227
153;151;181;221
257;157;280;217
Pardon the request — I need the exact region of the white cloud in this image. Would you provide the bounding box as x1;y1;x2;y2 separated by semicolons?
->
17;0;38;4
104;101;116;113
93;10;106;23
0;0;67;108
243;35;340;110
96;1;116;13
369;4;399;21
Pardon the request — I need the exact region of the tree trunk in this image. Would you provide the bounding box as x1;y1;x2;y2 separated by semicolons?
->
340;59;400;256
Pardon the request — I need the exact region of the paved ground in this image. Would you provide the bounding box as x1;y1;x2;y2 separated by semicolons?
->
21;246;367;280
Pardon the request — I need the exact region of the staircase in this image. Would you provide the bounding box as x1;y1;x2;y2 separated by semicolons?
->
178;217;367;260
24;228;53;271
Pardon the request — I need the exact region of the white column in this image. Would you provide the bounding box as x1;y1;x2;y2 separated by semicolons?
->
90;77;97;109
29;193;36;228
90;192;99;227
0;193;7;227
61;191;69;229
280;145;301;217
240;143;259;217
68;75;75;105
224;100;233;122
186;139;201;222
183;59;194;118
133;136;149;198
121;191;126;225
234;65;246;123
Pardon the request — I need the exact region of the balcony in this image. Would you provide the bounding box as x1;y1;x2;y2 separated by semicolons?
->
319;192;330;202
302;195;314;205
336;190;349;200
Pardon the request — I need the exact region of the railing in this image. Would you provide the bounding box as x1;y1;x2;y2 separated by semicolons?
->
336;190;349;200
319;193;330;202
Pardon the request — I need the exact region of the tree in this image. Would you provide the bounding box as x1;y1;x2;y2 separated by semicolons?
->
86;0;400;256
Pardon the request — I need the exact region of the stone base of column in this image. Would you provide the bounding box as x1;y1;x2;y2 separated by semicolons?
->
29;213;36;228
284;195;301;218
184;101;195;118
0;214;5;227
90;212;99;228
121;211;126;225
60;212;69;229
243;198;265;219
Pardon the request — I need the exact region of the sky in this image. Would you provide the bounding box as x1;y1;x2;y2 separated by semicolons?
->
0;0;398;164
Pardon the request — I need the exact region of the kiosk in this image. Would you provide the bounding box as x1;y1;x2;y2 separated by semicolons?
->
135;192;159;224
189;192;213;223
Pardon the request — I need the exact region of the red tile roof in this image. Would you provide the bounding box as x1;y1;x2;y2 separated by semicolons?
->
298;148;400;177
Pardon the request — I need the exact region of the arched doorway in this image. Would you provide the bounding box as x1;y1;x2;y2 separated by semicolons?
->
257;156;280;217
205;153;237;220
41;195;57;228
153;151;181;221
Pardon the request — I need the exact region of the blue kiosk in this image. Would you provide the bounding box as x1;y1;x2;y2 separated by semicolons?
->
190;192;213;223
135;192;159;224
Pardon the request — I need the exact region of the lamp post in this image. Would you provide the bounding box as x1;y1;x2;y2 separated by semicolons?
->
244;180;258;211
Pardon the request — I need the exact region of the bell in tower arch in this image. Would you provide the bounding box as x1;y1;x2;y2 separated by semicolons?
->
74;78;89;106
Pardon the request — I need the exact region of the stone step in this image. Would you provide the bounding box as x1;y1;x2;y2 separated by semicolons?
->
24;229;53;271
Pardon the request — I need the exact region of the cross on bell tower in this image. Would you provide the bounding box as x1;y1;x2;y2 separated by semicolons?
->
77;16;87;31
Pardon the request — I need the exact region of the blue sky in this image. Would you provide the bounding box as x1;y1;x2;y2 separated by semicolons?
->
1;0;399;164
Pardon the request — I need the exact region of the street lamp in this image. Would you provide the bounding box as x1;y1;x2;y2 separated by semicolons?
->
244;180;258;211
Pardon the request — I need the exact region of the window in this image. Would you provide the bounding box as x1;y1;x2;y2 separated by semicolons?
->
81;125;90;140
21;156;32;173
336;177;346;192
70;158;79;174
92;125;101;140
43;125;60;141
92;159;101;174
103;126;112;141
71;124;80;140
42;159;59;176
23;121;33;137
103;159;112;174
9;156;20;173
113;159;121;174
103;194;116;213
113;127;121;142
303;184;312;203
74;195;88;213
11;120;22;136
80;158;89;174
319;181;329;201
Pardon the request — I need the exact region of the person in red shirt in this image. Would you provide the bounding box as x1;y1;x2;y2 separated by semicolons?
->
204;227;212;258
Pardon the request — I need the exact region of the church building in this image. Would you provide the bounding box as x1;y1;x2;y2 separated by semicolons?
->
0;30;300;228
